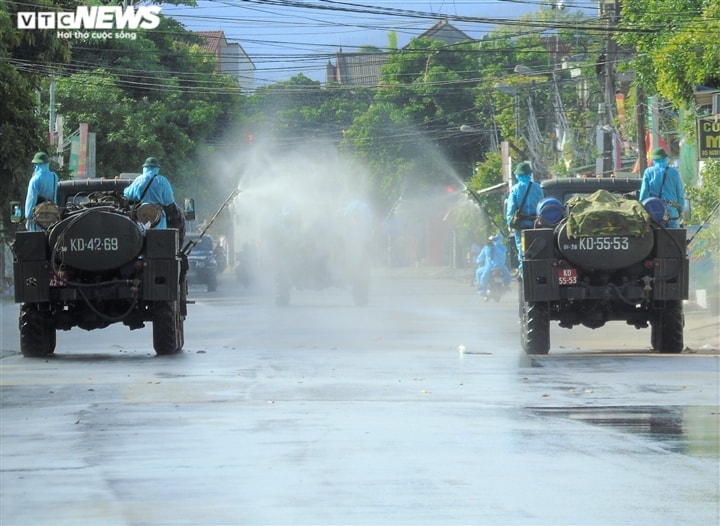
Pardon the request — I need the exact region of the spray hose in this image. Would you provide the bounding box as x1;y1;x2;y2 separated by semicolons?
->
687;200;720;247
182;187;242;256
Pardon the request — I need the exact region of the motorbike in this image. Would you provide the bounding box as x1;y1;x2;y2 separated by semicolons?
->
484;267;507;302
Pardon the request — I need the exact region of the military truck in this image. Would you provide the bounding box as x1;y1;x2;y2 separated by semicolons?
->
11;178;193;357
519;177;689;355
272;199;374;307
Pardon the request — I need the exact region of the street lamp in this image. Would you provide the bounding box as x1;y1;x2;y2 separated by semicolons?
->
494;82;519;140
514;64;546;76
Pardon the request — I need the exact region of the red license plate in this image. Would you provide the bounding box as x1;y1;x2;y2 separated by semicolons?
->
49;272;65;287
557;268;577;286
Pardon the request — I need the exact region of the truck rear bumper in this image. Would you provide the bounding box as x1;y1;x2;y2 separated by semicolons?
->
522;258;689;303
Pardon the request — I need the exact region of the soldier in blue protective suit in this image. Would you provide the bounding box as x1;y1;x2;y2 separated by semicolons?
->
123;157;175;228
476;234;512;295
639;147;685;228
506;161;544;271
24;152;59;232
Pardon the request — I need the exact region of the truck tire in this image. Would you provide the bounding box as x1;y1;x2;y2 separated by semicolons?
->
352;282;369;307
176;311;185;351
207;271;217;292
20;304;56;358
651;300;684;354
352;270;370;307
153;301;183;355
275;271;291;306
275;287;290;306
521;301;551;355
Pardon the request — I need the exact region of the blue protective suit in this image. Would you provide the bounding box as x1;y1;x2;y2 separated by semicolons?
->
639;158;685;228
24;163;58;232
476;237;512;293
343;198;373;234
123;166;175;228
506;174;544;270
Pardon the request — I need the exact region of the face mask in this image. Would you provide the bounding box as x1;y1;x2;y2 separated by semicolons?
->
34;163;50;177
143;166;159;177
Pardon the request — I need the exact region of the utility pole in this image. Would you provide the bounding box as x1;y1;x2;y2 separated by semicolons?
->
49;74;56;147
649;96;660;151
602;0;619;127
635;85;647;174
595;0;619;176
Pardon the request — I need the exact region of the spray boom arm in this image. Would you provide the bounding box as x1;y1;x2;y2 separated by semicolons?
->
465;183;510;235
182;187;241;256
687;200;720;247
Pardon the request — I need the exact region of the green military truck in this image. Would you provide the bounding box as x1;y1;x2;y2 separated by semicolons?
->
11;178;192;357
519;177;689;355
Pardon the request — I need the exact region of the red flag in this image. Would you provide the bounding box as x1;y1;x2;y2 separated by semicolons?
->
633;131;670;173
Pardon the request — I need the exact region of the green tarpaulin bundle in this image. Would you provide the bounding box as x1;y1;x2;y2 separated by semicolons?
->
566;189;651;238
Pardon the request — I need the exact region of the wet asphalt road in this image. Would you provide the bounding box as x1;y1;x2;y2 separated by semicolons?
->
1;269;718;526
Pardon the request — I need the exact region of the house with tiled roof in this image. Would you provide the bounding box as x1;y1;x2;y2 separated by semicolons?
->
413;19;472;45
196;31;256;91
326;20;472;87
326;48;387;87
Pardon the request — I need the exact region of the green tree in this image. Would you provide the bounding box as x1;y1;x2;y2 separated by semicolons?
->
245;74;373;148
341;102;417;211
47;13;242;198
467;151;506;235
616;0;718;293
0;0;73;212
341;37;482;211
686;160;720;266
377;38;479;171
472;8;604;176
616;0;720;109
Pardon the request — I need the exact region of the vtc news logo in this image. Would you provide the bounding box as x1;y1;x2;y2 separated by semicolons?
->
17;5;161;30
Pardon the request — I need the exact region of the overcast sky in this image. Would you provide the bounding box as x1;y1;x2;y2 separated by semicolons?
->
161;0;596;84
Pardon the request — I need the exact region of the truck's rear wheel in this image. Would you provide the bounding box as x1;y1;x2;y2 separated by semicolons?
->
352;282;369;307
274;271;291;306
207;271;217;292
352;269;370;307
275;288;290;306
20;304;56;358
176;311;185;350
521;301;550;355
651;300;684;354
153;301;183;355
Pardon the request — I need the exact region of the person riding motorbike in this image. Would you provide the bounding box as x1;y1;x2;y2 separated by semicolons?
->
475;234;512;297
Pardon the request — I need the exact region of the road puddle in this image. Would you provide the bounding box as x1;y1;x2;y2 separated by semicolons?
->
528;405;719;458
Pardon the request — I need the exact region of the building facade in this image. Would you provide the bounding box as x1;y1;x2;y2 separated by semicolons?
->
326;19;472;87
197;30;256;91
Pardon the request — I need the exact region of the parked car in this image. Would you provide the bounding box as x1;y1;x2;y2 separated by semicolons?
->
185;233;218;292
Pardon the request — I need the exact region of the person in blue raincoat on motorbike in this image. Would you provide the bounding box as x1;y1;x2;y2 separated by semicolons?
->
24;152;59;232
123;157;175;229
476;234;512;296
